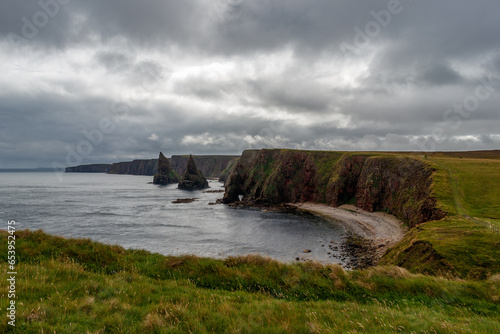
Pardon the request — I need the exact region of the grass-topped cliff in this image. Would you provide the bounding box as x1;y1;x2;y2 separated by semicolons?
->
1;230;499;333
223;149;500;279
380;152;500;279
223;149;445;226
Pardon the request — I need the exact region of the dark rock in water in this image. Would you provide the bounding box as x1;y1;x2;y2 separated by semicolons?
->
178;155;209;190
172;198;198;204
153;152;180;185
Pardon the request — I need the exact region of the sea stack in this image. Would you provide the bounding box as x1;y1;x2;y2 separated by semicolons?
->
152;152;180;185
178;155;209;190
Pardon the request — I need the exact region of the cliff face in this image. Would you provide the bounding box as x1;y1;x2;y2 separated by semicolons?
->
223;149;445;227
153;152;180;185
105;155;239;178
355;157;441;224
218;159;239;183
171;155;239;178
108;160;158;176
65;164;111;173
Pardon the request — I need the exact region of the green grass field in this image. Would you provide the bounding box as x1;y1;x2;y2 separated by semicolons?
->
1;230;499;333
427;156;500;226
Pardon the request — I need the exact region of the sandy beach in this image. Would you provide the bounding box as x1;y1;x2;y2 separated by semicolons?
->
291;203;407;259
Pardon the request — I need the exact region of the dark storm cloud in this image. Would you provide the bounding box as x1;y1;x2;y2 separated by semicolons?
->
418;62;464;86
0;0;499;168
94;51;134;73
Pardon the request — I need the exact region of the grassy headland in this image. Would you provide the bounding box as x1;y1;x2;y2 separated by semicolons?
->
380;152;500;279
223;149;500;279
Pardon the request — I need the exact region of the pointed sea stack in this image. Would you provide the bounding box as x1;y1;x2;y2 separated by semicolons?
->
152;152;180;185
178;155;209;190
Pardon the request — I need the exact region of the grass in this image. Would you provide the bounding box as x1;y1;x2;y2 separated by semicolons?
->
485;218;500;229
425;155;500;234
426;156;500;220
380;217;500;279
1;230;500;333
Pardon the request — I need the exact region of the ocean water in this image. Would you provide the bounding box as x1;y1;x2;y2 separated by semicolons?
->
0;172;347;264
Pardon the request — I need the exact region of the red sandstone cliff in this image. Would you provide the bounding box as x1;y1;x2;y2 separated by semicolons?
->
223;149;445;227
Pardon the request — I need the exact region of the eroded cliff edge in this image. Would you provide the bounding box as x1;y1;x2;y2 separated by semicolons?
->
223;149;445;227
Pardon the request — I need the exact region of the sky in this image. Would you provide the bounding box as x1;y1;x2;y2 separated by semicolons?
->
1;0;499;168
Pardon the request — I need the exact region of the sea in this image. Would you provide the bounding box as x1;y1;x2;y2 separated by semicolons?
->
0;172;348;264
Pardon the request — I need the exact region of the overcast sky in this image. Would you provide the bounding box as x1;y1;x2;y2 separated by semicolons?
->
1;0;499;168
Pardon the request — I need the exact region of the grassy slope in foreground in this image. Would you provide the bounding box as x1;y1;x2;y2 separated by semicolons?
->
1;230;500;333
380;152;500;278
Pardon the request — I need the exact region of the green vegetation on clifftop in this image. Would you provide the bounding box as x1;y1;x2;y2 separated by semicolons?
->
380;217;500;279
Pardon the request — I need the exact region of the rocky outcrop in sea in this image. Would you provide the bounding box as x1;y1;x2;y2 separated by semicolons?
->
178;155;209;190
152;152;180;185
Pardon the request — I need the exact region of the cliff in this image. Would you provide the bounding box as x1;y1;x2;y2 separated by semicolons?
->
223;149;445;227
218;158;239;183
178;155;209;190
153;152;180;185
108;159;158;176
65;164;111;173
171;155;239;179
69;156;239;178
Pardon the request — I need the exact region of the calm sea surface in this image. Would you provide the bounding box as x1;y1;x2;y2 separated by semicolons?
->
0;172;347;264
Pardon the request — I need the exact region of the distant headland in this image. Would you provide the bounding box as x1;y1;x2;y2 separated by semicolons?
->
65;155;240;180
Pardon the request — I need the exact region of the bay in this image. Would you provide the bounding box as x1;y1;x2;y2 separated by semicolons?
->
0;172;347;264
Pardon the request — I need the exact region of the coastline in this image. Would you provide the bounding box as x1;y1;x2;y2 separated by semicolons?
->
290;203;407;262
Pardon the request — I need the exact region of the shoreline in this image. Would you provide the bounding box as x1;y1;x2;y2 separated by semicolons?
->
290;202;407;262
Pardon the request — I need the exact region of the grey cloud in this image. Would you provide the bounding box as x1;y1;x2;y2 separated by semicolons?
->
1;0;499;167
418;62;464;86
94;51;134;73
246;79;332;113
